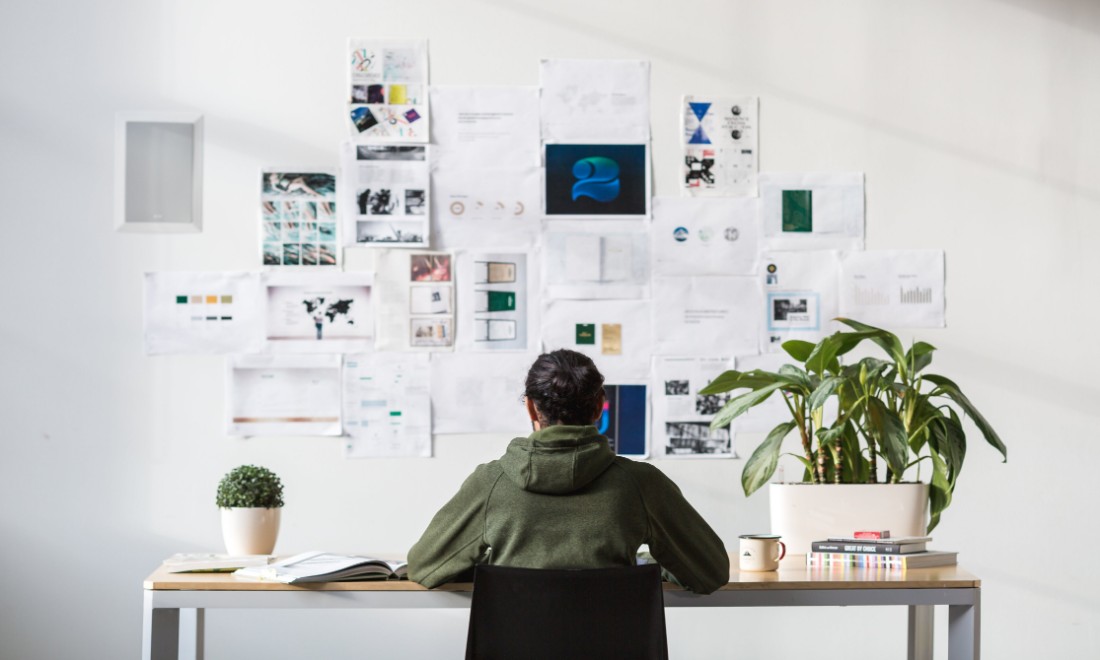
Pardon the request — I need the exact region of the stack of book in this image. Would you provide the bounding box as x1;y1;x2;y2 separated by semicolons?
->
806;531;957;569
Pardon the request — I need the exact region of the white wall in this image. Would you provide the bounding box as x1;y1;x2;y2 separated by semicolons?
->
1;0;1098;657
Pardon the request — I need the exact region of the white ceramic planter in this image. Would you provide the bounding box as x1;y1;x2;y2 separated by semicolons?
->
769;483;929;559
220;507;281;555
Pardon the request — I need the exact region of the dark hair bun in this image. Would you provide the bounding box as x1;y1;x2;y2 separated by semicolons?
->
524;350;606;426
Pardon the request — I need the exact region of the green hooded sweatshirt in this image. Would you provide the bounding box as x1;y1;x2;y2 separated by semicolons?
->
408;425;730;594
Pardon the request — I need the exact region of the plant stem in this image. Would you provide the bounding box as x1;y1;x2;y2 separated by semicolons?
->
783;392;816;481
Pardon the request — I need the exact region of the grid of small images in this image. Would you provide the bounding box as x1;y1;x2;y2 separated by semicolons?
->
347;39;429;142
409;253;454;347
261;170;338;267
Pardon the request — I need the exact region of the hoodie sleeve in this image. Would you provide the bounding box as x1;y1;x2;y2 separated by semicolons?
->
631;462;730;595
407;463;500;588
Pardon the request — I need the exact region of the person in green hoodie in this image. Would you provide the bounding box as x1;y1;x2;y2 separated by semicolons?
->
407;349;730;594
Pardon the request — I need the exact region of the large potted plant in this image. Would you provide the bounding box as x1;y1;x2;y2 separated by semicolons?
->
216;465;284;555
701;319;1006;555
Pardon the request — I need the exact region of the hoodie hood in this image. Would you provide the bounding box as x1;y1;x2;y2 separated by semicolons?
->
500;425;616;495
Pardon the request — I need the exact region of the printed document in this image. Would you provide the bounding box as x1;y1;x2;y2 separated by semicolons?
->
260;169;338;267
839;250;946;328
539;59;650;141
346;38;429;143
375;250;455;351
456;251;533;351
543;221;650;299
761;251;840;352
343;353;431;458
430;352;535;434
540;299;653;381
652;356;737;459
226;354;342;437
651;197;759;276
144;271;262;355
341;143;430;248
261;271;374;354
653;277;760;357
681;96;758;197
759;173;864;251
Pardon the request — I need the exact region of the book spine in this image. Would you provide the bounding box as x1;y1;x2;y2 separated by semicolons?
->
806;552;909;569
811;542;909;554
853;530;890;539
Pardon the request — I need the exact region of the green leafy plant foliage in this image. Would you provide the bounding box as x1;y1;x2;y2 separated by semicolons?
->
215;465;285;509
700;319;1006;531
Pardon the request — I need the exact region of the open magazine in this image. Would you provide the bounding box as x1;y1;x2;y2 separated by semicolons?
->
233;551;408;583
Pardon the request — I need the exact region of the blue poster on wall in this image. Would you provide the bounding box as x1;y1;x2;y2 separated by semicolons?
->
544;144;649;217
599;384;648;457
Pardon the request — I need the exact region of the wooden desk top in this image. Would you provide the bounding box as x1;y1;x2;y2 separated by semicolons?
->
144;555;979;592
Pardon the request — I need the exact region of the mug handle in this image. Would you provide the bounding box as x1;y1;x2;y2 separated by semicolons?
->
774;541;787;562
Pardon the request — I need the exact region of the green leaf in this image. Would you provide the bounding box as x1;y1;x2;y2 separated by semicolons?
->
805;335;842;376
865;398;909;476
924;374;1006;461
698;369;780;395
710;382;787;429
835;318;906;364
777;364;813;391
808;376;843;412
927;449;951;533
907;341;936;375
782;340;815;362
741;421;796;496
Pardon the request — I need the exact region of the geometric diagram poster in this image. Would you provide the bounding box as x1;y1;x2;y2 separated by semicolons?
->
260;169;338;267
343;352;431;458
261;271;374;354
681;96;758;197
544;143;650;218
761;250;840;353
839;249;946;328
375;250;455;351
600;383;649;458
347;38;429;143
226;354;343;437
542;221;650;300
540;299;653;382
456;251;530;351
143;271;263;355
652;356;737;459
342;143;429;248
651;196;760;277
539;59;651;142
759;172;865;251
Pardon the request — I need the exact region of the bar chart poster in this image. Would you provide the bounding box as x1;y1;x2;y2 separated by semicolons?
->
839;250;945;328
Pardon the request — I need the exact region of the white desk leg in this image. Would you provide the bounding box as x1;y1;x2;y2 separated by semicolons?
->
179;608;205;660
142;591;180;660
908;605;934;660
948;590;981;660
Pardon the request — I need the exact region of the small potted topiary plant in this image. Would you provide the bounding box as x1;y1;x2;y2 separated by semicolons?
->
216;465;284;555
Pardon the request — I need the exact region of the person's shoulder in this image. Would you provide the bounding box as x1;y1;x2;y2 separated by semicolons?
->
610;457;676;486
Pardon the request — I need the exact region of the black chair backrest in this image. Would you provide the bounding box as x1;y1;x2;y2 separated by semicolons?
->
465;564;668;660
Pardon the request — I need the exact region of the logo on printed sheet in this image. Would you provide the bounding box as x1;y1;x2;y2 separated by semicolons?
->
725;227;739;242
673;227;689;242
571;157;621;202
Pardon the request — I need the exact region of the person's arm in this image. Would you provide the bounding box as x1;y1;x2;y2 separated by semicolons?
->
632;463;730;595
407;463;501;588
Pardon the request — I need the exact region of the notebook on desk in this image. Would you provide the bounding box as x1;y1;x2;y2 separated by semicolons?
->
233;551;408;583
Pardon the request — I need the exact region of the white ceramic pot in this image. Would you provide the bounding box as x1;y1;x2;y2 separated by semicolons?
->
220;507;281;555
769;483;929;559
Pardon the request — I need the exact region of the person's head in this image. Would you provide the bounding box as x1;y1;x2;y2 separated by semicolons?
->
523;349;605;429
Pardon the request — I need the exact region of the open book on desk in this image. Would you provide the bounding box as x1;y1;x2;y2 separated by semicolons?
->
234;551;408;583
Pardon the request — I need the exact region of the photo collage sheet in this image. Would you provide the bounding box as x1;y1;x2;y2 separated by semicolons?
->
143;43;948;461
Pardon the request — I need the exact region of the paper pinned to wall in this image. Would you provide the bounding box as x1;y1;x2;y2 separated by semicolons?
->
144;271;262;355
840;249;946;328
430;86;540;169
761;251;841;352
226;354;343;437
540;299;653;381
431;167;540;248
539;59;650;141
375;250;455;351
653;276;760;357
543;221;650;299
456;250;534;351
430;352;535;434
341;143;430;248
652;356;737;459
651;197;759;276
261;271;374;354
347;38;429;142
260;169;338;268
681;96;758;197
543;143;651;219
759;173;864;251
343;352;431;458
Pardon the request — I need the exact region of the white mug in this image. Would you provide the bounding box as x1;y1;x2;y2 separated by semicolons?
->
739;534;787;572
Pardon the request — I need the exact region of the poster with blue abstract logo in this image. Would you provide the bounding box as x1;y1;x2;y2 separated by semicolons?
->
544;144;650;218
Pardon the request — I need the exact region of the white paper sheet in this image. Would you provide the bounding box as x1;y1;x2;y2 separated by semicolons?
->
731;352;795;433
456;251;534;351
261;271;374;353
543;221;650;299
430;352;535;434
226;354;342;437
759;173;864;251
652;356;737;458
375;250;455;351
651;197;760;276
539;59;650;141
341;142;430;248
681;96;758;197
430;166;540;248
430;86;540;169
260;169;338;268
540;299;653;381
653;277;760;357
347;39;429;143
343;352;431;458
543;143;651;219
144;272;262;355
839;250;946;328
761;251;841;352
